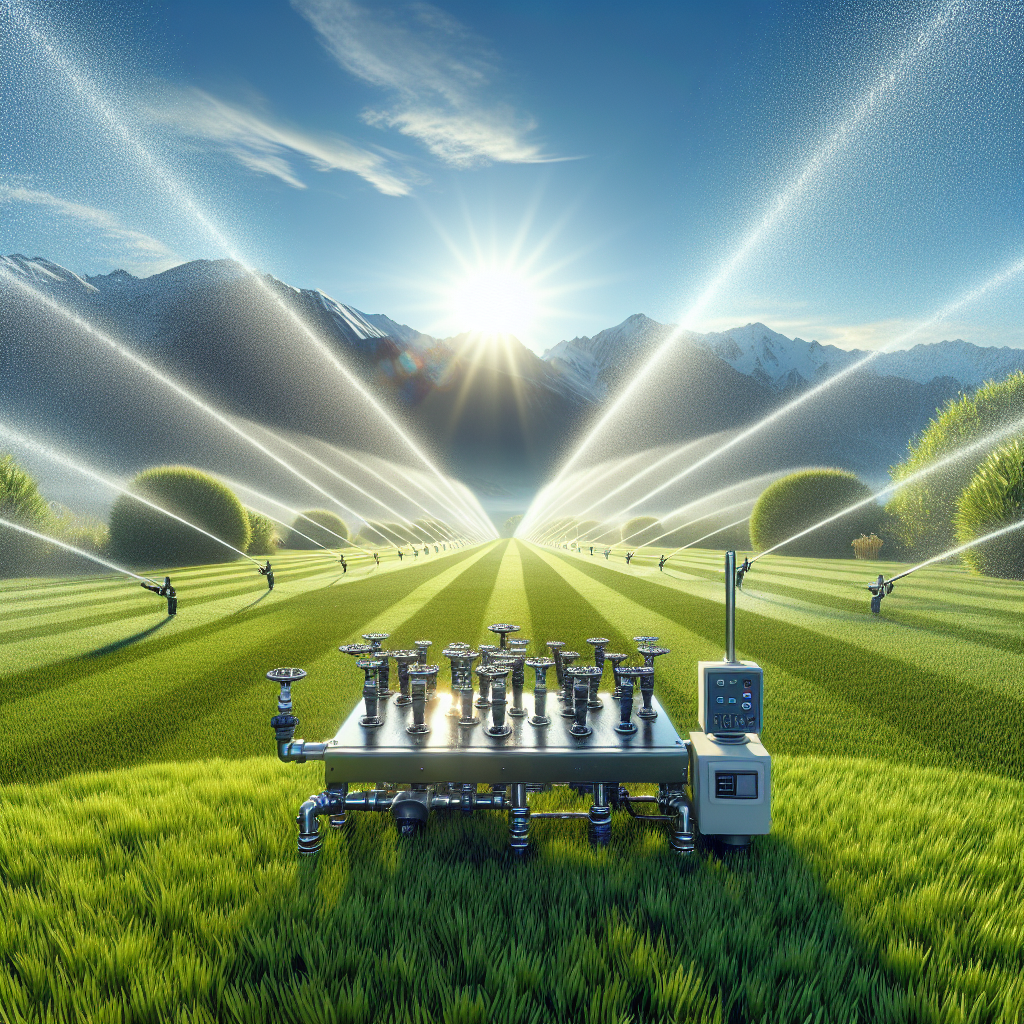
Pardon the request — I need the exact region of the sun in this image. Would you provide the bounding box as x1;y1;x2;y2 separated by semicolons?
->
451;268;537;339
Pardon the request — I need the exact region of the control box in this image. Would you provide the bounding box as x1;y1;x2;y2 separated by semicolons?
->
697;660;763;736
688;730;771;839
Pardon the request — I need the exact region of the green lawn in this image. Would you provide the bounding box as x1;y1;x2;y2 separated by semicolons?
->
1;540;1022;1023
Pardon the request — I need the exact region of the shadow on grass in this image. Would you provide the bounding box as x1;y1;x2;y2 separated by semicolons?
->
0;546;505;784
234;590;273;614
238;806;906;1024
0;550;480;718
557;553;1024;779
84;616;173;657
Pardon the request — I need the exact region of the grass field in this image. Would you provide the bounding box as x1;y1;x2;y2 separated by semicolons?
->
1;540;1022;1023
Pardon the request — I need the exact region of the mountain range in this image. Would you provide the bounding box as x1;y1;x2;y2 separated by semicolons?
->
2;254;1022;511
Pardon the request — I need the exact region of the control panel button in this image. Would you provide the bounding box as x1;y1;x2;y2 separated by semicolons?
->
728;697;736;704
741;701;751;710
716;678;725;687
716;696;724;704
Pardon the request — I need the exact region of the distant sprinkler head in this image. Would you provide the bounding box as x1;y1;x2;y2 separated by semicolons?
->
867;574;894;613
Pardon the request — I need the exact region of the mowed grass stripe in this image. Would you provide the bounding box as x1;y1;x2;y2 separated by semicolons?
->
518;542;663;679
666;556;1023;642
0;547;482;706
539;547;1024;779
480;540;535;642
561;547;1024;698
0;550;493;781
144;543;507;767
0;554;384;642
0;549;401;628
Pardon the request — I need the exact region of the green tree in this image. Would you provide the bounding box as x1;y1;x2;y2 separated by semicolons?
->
108;466;251;566
953;440;1024;580
284;510;349;549
888;371;1024;557
750;469;880;558
620;516;662;546
503;514;524;538
0;453;54;577
245;510;279;555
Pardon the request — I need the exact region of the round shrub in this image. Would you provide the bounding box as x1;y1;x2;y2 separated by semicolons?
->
620;516;662;546
109;466;250;566
245;510;279;555
284;510;348;549
888;370;1024;557
954;440;1024;580
0;453;54;577
750;469;880;558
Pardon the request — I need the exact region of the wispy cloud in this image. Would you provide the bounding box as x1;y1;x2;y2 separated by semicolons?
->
146;88;412;196
292;0;563;168
0;182;178;268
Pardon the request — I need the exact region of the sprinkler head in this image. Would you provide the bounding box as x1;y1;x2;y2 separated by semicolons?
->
636;645;670;668
361;632;390;650
488;623;520;649
339;643;373;657
414;640;432;664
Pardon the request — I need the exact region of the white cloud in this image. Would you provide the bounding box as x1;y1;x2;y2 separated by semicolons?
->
0;183;179;268
146;88;412;197
292;0;562;168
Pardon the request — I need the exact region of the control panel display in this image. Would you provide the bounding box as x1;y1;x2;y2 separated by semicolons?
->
697;661;763;735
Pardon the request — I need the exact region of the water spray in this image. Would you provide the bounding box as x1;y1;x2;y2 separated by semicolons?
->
10;5;498;542
263;428;465;546
0;271;490;550
0;422;262;566
0;516;158;586
542;251;1024;549
518;0;968;539
866;520;1024;614
747;412;1024;567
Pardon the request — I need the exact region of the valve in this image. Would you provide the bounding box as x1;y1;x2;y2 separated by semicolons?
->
525;657;554;726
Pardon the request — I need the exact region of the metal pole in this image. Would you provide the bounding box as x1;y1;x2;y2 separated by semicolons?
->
725;550;736;663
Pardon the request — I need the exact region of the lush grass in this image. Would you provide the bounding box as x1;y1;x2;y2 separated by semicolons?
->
1;540;1023;1022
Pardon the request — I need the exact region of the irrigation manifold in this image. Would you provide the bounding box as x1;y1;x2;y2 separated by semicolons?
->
269;552;770;856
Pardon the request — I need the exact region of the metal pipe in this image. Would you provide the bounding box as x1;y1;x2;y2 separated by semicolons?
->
276;738;328;762
725;550;736;663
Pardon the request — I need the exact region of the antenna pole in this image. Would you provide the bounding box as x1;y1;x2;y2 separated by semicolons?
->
725;550;736;663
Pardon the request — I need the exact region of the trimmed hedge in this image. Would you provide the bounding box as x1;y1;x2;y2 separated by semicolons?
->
108;466;250;566
620;516;662;545
888;370;1024;557
283;510;348;549
954;440;1024;580
245;510;279;555
750;469;880;558
0;454;54;577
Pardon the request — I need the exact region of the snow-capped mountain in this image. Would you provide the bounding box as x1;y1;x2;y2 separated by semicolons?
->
542;315;1024;396
3;253;1021;495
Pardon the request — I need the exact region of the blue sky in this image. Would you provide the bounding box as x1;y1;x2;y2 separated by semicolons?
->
1;0;1022;353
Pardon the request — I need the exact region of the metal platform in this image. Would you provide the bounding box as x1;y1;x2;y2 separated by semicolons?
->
324;692;687;785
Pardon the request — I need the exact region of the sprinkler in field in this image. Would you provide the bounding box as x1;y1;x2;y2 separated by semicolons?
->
141;576;177;615
257;560;274;589
867;573;894;613
735;556;751;590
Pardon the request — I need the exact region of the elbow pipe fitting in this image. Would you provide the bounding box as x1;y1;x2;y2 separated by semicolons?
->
665;793;696;855
276;737;328;763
